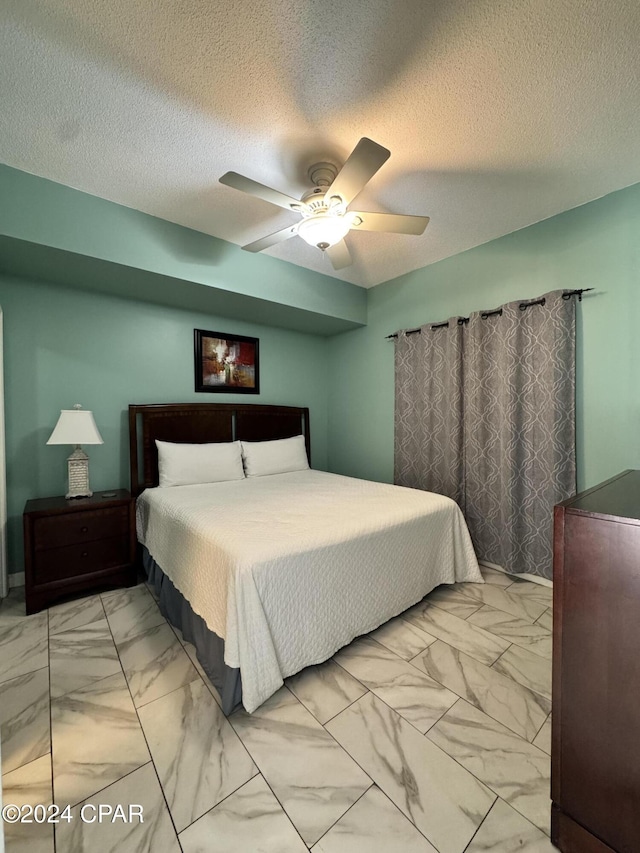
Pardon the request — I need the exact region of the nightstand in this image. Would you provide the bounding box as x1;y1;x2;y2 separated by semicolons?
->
23;489;137;614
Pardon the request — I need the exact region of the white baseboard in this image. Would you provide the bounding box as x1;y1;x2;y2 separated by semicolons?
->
479;560;553;588
8;572;24;589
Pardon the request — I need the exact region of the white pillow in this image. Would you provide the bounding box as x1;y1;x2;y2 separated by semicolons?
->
156;440;245;487
241;434;309;478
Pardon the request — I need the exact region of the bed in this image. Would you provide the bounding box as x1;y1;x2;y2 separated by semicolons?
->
130;403;482;713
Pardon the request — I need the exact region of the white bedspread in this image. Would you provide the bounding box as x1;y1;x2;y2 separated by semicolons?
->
136;470;481;712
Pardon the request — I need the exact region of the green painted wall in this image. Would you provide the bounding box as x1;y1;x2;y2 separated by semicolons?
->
0;275;330;574
3;170;639;577
328;182;640;491
0;165;367;330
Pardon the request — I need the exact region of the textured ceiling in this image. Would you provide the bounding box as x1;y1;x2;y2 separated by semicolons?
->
1;0;639;288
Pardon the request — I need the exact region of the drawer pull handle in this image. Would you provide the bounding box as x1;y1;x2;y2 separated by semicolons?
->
81;526;89;533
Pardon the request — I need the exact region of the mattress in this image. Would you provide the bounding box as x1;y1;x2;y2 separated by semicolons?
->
136;469;481;711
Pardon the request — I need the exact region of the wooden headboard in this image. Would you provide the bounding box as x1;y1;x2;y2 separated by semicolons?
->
129;403;310;496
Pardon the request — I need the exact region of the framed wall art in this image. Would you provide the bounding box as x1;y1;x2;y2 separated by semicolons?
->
194;329;260;394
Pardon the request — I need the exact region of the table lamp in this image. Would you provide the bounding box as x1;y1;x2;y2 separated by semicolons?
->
47;404;104;498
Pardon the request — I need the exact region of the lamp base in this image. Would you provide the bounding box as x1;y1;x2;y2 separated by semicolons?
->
66;446;93;499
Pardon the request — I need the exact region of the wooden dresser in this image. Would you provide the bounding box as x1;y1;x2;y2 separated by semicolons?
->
552;470;640;853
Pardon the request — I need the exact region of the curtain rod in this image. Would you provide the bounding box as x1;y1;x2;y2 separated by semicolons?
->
385;288;593;339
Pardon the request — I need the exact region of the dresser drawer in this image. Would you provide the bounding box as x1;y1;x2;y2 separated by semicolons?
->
33;535;130;583
32;506;128;551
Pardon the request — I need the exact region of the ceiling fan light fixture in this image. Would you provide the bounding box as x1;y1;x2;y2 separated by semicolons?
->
297;213;352;249
223;137;429;270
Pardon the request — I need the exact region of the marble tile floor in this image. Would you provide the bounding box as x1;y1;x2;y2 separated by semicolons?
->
0;567;556;853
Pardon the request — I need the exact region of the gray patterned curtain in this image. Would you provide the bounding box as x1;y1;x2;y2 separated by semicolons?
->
394;290;576;580
395;320;464;506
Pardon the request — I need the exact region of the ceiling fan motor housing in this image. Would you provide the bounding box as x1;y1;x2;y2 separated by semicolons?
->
299;162;352;247
301;190;329;213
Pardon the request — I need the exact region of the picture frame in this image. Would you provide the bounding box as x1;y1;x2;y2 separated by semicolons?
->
194;329;260;394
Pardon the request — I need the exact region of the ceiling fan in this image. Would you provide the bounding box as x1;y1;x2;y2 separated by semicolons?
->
219;138;430;270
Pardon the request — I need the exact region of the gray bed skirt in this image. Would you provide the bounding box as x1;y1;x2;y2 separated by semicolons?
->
142;547;243;715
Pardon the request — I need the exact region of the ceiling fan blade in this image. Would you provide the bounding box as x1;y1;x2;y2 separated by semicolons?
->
326;138;390;206
350;211;430;235
325;239;352;270
220;172;308;213
242;225;298;253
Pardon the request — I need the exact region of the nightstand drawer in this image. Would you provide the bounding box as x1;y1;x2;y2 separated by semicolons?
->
33;535;130;583
32;506;128;551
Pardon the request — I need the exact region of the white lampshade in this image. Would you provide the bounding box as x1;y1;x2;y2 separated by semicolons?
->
47;405;103;446
297;213;352;248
